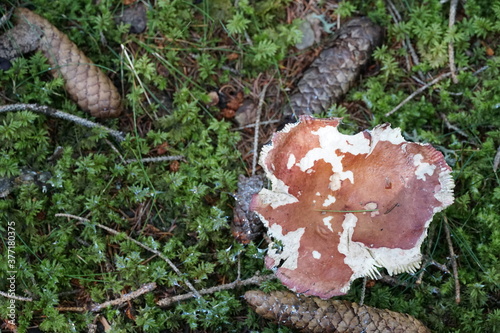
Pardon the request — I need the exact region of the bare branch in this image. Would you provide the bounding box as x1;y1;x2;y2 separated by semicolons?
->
251;81;271;176
124;155;185;164
55;213;201;299
0;290;33;302
443;216;461;304
0;103;125;141
90;282;157;312
448;0;459;83
385;69;467;117
157;274;275;307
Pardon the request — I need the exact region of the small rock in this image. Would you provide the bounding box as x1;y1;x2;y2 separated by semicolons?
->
116;3;147;34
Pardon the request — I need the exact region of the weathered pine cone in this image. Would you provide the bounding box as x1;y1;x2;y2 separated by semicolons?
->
245;290;430;333
283;17;383;121
4;8;122;118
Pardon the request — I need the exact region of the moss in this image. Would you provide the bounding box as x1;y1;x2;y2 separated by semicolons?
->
0;0;499;332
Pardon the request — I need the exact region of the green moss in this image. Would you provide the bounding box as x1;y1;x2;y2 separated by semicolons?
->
1;0;499;332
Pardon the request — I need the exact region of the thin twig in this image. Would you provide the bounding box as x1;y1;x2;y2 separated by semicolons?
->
90;282;157;312
493;145;500;172
386;0;425;81
232;119;280;131
359;276;367;306
440;113;469;138
124;155;185;164
0;290;33;302
0;103;125;141
385;68;467;117
448;0;459;83
416;224;436;285
251;82;270;176
443;216;461;304
157;273;275;307
55;213;201;299
57;283;157;312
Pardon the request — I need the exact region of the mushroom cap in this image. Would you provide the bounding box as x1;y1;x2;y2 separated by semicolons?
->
251;116;454;298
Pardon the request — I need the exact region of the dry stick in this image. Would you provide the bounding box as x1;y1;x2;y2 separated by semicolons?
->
233;119;280;131
440;112;469;138
0;103;125;142
55;213;202;299
57;283;157;313
251;82;270;176
443;216;461;304
90;282;157;312
0;290;33;302
416;224;436;285
157;273;275;307
448;0;459;84
385;68;466;117
386;0;425;81
124;155;185;164
493;145;500;172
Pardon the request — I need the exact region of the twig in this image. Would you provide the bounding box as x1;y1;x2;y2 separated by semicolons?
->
386;0;425;81
0;103;125;141
251;82;270;176
0;290;33;302
443;216;461;304
440;113;469;138
90;282;157;312
378;274;411;288
55;213;201;299
232;119;280;131
124;155;185;164
416;224;436;285
385;69;466;117
493;145;500;172
157;273;275;307
359;276;367;306
448;0;459;83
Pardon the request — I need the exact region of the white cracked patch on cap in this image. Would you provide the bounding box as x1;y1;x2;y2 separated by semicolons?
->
287;154;296;170
257;188;298;209
266;224;305;271
322;194;336;207
323;216;334;232
338;213;425;291
312;250;321;259
413;153;436;181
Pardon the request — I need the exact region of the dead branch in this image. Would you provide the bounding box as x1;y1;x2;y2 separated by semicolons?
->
443;216;461;304
0;290;33;302
251;81;271;176
157;273;275;307
0;103;125;141
55;213;201;299
90;282;157;312
448;0;459;83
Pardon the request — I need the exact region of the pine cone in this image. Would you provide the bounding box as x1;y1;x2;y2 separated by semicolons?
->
245;290;430;333
8;8;122;118
283;17;383;122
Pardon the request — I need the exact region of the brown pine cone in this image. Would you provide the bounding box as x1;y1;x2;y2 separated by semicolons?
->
245;290;430;333
11;8;122;118
283;17;383;122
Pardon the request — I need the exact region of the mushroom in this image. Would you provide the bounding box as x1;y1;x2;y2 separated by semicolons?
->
250;116;454;298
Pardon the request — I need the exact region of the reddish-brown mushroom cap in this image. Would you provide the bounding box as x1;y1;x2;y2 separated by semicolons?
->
251;116;454;299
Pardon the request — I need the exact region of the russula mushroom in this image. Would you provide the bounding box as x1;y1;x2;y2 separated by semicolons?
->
250;116;454;298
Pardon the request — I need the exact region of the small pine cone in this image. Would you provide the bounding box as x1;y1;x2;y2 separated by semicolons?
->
13;8;122;118
245;290;430;333
283;17;383;121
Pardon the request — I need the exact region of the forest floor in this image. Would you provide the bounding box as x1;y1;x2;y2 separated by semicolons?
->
0;0;499;332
